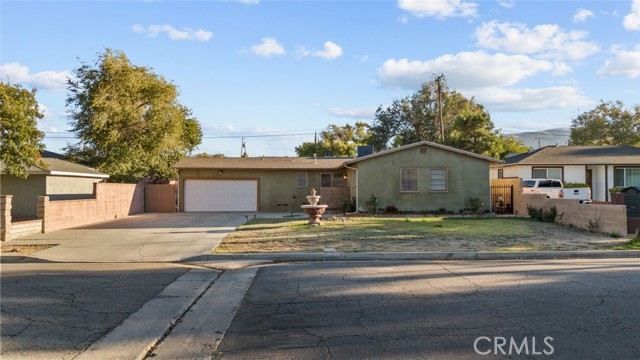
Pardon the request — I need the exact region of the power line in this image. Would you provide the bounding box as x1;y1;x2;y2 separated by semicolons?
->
43;131;319;140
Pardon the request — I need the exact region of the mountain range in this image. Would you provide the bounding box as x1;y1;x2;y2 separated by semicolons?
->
509;128;571;150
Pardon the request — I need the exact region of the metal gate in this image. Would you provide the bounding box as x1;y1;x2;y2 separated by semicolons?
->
145;183;177;212
491;184;513;214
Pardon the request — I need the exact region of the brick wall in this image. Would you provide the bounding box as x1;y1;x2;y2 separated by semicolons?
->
1;195;12;241
10;219;43;239
38;182;145;233
318;187;350;210
521;194;628;235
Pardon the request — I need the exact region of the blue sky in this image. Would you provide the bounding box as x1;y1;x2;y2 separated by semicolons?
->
2;0;639;156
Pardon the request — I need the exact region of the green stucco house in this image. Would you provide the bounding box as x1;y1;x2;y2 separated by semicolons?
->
174;141;501;213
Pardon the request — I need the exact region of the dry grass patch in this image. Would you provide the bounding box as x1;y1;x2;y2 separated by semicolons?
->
214;216;625;253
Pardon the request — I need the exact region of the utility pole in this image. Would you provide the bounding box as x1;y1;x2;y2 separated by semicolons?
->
535;137;544;149
241;137;247;157
436;74;445;142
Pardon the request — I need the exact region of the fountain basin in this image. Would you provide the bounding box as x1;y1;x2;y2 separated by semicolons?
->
306;195;321;206
301;204;328;226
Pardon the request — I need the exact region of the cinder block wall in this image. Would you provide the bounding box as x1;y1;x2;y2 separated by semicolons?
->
1;195;12;241
10;219;43;239
38;183;145;233
521;194;628;235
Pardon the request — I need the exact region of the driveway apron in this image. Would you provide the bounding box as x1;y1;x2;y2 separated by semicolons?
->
21;212;247;262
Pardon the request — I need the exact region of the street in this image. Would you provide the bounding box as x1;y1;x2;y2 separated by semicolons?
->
1;258;639;359
214;259;640;360
0;262;192;359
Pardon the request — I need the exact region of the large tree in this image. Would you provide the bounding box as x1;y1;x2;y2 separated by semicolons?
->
369;76;529;159
295;122;370;157
0;82;46;179
570;100;640;146
65;49;202;182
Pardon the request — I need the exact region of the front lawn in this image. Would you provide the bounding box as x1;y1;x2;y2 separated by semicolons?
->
214;216;627;253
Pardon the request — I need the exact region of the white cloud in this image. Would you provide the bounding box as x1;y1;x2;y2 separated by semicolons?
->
475;20;599;60
597;46;640;79
250;38;285;57
498;0;515;9
398;14;410;24
573;8;594;23
327;107;377;119
295;46;312;58
624;0;640;31
471;86;592;111
377;51;566;90
132;24;213;41
377;51;588;112
37;103;56;121
0;62;70;91
313;41;343;60
355;55;369;63
235;0;259;4
398;0;478;19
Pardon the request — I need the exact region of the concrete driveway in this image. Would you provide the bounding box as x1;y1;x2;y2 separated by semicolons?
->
17;212;247;262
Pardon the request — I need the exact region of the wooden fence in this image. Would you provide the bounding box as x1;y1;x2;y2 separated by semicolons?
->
144;183;177;212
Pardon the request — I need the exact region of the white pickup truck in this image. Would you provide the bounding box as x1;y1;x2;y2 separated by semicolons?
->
522;179;592;203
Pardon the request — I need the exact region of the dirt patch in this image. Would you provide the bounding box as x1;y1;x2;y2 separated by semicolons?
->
1;244;56;256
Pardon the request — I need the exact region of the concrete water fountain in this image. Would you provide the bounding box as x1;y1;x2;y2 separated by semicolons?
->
301;188;328;226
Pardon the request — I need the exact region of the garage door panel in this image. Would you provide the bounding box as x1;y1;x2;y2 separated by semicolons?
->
184;180;257;211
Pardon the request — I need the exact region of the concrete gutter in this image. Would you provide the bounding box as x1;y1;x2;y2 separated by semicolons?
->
185;250;640;262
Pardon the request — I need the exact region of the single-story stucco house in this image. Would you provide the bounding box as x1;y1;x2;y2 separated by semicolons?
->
490;145;640;202
174;141;501;213
0;151;109;218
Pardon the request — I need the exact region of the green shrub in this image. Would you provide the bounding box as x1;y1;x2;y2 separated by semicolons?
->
341;197;356;213
609;187;623;194
526;205;558;222
469;197;481;212
385;205;399;213
564;182;589;188
366;194;378;215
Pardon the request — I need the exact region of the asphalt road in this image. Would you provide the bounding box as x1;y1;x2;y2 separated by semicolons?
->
215;259;640;360
0;262;190;360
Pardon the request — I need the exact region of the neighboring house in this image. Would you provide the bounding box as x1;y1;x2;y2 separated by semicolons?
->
174;141;501;213
0;151;109;218
491;145;640;202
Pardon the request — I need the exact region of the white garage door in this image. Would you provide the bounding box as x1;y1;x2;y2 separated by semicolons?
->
184;180;258;211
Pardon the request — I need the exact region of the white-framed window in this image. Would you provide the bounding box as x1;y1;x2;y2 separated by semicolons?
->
532;167;562;180
429;168;448;192
400;168;418;192
614;167;640;187
297;172;308;187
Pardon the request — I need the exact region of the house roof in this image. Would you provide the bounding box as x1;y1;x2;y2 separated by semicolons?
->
344;141;503;165
174;142;503;171
0;151;109;178
174;156;348;170
502;145;640;166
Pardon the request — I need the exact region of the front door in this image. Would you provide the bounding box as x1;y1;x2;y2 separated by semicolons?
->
586;169;593;193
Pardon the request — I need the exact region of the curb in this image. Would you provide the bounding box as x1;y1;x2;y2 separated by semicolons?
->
184;250;640;262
